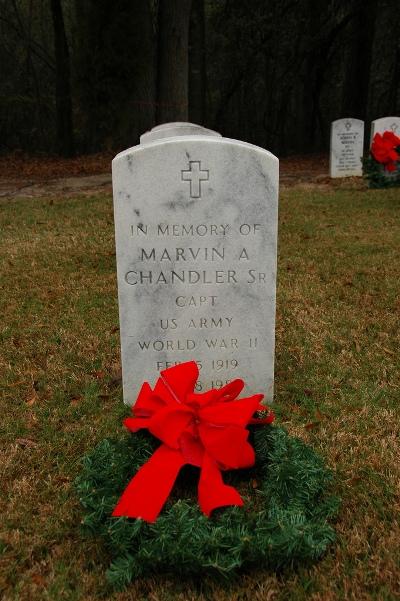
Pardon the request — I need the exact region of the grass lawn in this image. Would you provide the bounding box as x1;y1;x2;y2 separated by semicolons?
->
1;186;399;600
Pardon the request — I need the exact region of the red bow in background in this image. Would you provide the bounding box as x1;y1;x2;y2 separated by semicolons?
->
371;130;400;172
112;361;274;522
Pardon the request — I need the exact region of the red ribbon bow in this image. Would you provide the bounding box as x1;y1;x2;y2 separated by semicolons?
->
371;130;400;172
112;361;274;522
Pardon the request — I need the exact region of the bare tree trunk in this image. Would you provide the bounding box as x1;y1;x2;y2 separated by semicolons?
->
368;0;400;119
341;0;377;121
130;0;156;141
189;0;205;124
50;0;74;156
156;0;192;123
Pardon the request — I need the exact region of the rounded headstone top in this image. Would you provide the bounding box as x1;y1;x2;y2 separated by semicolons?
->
140;122;221;144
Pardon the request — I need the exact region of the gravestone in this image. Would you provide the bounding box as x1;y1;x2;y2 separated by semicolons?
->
329;118;364;178
370;116;400;145
112;122;279;405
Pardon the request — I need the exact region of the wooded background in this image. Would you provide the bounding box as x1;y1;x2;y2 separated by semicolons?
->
1;0;399;157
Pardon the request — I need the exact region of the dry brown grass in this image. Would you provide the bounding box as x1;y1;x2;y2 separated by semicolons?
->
1;186;399;600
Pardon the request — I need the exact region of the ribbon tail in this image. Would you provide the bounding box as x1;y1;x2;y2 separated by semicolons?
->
112;444;185;522
198;452;243;517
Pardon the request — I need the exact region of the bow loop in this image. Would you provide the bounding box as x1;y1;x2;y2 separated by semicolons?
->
215;379;245;402
158;362;199;404
198;423;254;469
198;394;264;428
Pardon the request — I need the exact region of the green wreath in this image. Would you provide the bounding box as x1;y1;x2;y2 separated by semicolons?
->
363;155;400;188
76;425;340;591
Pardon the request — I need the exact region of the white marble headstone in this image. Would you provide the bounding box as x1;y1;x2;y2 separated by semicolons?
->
112;123;279;405
329;118;364;178
370;116;400;146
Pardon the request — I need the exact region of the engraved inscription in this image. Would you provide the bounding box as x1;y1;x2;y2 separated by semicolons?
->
124;219;269;390
336;130;361;171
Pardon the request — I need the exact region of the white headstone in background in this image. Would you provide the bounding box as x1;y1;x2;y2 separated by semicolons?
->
329;118;364;178
112;123;279;405
370;116;400;146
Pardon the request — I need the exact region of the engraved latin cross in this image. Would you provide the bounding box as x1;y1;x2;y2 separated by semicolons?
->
181;161;209;198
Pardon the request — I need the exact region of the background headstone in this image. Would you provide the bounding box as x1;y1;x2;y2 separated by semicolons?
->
112;123;279;405
370;116;400;145
329;118;364;178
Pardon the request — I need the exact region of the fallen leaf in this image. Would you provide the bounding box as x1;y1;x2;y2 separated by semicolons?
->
27;413;38;429
26;390;38;406
70;395;83;406
305;422;320;430
31;574;46;587
92;370;105;379
15;438;38;448
56;475;70;484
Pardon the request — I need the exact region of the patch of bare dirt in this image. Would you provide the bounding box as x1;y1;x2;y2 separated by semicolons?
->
0;151;366;198
0;151;113;179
